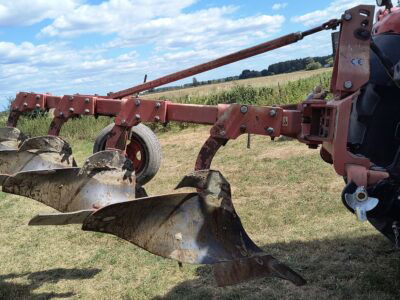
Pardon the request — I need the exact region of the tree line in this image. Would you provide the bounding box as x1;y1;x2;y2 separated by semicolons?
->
145;55;333;94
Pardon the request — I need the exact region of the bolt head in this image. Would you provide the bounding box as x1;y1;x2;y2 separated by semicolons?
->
240;105;248;114
135;99;141;106
121;119;127;124
266;127;274;135
59;112;64;116
84;109;90;114
69;107;74;112
344;81;353;89
135;114;141;120
35;95;40;101
269;109;277;117
84;98;90;103
343;13;352;21
154;116;160;122
23;102;28;107
155;102;161;109
69;96;74;101
35;104;41;108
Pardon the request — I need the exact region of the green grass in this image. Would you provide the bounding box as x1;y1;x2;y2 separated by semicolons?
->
1;70;399;299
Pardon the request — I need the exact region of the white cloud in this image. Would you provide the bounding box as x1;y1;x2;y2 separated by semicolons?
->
272;3;288;11
0;0;78;26
291;0;377;26
0;0;286;103
39;0;198;38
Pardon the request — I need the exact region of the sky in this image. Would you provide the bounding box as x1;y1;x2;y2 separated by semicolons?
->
0;0;378;107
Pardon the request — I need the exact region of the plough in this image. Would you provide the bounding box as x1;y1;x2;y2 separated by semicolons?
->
1;1;400;287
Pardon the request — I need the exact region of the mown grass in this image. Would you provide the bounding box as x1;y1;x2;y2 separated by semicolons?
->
1;70;399;299
0;127;399;299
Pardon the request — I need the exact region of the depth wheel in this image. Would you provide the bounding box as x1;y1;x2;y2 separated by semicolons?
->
93;123;162;185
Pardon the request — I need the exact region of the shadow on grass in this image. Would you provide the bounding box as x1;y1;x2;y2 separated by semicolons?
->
0;268;101;299
155;235;400;300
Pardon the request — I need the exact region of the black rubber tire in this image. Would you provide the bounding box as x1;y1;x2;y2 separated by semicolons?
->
93;123;162;185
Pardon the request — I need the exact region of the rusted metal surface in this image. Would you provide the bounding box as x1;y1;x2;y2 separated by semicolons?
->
331;5;374;96
2;150;135;212
213;254;306;287
82;170;305;285
0;127;26;150
29;210;93;226
0;136;76;182
195;136;227;170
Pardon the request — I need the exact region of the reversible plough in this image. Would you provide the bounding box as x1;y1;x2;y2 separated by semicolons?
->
1;1;400;287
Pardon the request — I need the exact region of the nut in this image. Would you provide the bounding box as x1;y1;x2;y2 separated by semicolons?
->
344;81;353;89
266;127;274;135
343;13;352;21
269;109;277;117
240;105;248;114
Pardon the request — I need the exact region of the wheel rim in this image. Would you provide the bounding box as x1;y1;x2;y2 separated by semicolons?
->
125;137;146;174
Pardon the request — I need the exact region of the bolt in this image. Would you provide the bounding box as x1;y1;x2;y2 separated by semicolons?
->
269;109;277;117
240;105;248;114
344;81;353;89
121;119;127;124
135;114;141;120
135;99;141;106
59;112;64;117
355;187;368;202
69;107;74;113
84;109;90;114
84;98;90;103
69;96;74;101
155;102;161;109
154;116;160;122
35;95;40;101
343;13;352;21
23;102;28;107
220;130;226;136
266;127;274;135
35;104;41;108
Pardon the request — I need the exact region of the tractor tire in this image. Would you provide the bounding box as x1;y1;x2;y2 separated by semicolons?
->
93;123;162;186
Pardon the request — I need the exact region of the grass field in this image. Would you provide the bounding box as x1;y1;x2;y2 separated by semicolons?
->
0;70;399;299
142;69;331;102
